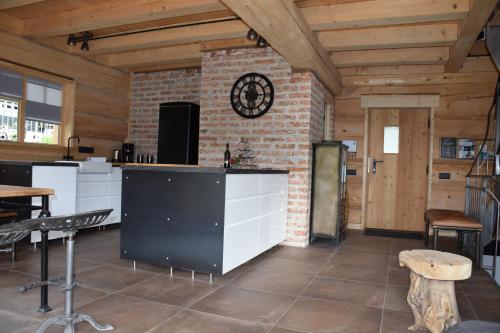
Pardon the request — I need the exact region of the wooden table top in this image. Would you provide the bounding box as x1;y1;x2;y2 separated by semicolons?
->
0;185;55;198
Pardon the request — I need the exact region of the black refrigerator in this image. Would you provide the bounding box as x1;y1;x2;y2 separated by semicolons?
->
157;102;200;165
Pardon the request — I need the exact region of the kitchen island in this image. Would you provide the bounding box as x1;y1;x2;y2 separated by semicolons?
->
120;165;288;275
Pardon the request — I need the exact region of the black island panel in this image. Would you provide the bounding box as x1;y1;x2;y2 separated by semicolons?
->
120;169;226;274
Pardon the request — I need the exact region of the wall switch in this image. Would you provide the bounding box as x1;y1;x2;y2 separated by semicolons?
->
347;169;357;176
439;172;451;179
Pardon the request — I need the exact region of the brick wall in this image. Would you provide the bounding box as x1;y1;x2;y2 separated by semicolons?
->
129;68;201;157
199;47;328;246
129;47;331;247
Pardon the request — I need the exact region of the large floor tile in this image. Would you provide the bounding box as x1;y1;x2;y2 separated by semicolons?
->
387;267;410;287
6;254;99;277
277;297;382;333
380;309;415;333
339;242;391;255
231;268;314;296
468;295;500;322
119;274;219;307
331;251;389;268
76;264;151;292
303;277;385;308
319;261;388;284
0;309;40;333
76;245;122;263
270;245;335;261
191;286;295;325
256;256;326;274
384;285;411;312
0;269;36;295
71;294;179;333
0;285;108;319
149;310;269;333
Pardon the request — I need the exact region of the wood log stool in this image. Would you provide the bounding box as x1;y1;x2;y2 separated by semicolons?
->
399;250;472;333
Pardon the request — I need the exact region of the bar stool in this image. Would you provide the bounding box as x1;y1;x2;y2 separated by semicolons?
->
34;209;114;333
0;218;38;263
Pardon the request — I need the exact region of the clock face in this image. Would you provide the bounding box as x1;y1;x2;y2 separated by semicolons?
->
230;72;274;119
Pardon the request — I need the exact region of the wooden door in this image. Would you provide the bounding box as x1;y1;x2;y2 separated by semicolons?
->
366;108;429;232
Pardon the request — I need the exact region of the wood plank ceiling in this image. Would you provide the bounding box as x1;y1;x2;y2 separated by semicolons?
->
0;0;498;95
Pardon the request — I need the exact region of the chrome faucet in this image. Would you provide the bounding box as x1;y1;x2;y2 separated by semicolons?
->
63;136;80;161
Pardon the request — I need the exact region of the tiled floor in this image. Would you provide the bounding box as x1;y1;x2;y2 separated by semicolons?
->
1;228;499;333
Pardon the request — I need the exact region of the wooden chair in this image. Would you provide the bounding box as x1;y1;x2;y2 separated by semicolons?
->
424;209;483;270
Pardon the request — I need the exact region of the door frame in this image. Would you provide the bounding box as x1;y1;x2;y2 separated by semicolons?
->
360;95;440;230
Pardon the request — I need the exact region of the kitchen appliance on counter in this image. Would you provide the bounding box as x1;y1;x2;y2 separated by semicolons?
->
122;143;134;163
112;149;121;163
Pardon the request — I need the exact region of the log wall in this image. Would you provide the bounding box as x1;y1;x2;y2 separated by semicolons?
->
335;57;498;228
0;29;129;161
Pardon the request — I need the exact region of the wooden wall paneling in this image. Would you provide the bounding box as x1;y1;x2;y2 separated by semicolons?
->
0;30;130;160
318;23;458;52
337;59;498;229
302;0;469;31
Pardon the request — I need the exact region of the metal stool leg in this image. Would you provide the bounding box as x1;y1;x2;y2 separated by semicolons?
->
433;227;439;250
475;231;482;271
36;231;113;333
11;242;15;264
424;219;430;247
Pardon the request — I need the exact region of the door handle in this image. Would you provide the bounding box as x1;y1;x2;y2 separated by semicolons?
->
372;159;384;174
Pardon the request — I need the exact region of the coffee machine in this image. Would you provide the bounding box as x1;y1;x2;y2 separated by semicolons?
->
122;143;134;163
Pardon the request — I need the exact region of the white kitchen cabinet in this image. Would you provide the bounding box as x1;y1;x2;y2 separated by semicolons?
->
222;173;288;273
76;167;122;226
30;166;77;242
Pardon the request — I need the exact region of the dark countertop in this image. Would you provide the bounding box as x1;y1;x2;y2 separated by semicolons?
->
0;160;79;167
121;163;288;174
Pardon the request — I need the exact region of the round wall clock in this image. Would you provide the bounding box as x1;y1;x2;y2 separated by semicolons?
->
230;72;274;119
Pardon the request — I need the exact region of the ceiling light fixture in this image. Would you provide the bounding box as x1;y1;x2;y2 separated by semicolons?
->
80;39;90;51
66;34;76;46
257;36;268;48
246;29;258;41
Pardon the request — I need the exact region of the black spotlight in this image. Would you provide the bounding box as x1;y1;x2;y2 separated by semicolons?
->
257;36;268;48
247;28;258;41
66;34;76;46
80;39;90;51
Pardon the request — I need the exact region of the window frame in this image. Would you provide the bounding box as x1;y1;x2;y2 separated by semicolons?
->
0;60;75;148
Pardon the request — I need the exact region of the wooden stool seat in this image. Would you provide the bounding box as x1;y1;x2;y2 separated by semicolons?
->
399;250;472;333
432;218;483;230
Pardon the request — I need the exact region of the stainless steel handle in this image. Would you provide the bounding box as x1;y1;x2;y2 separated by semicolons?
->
367;156;371;174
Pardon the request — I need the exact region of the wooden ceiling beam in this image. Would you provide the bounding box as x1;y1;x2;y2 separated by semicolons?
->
332;47;450;68
74;20;248;55
318;23;458;51
446;0;498;72
96;43;203;69
302;0;470;31
0;0;45;10
0;12;23;34
220;0;342;95
22;0;226;39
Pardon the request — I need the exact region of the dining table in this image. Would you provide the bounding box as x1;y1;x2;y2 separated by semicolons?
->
0;184;54;313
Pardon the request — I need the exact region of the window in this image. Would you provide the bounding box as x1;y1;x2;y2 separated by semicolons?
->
0;67;66;145
383;126;399;154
